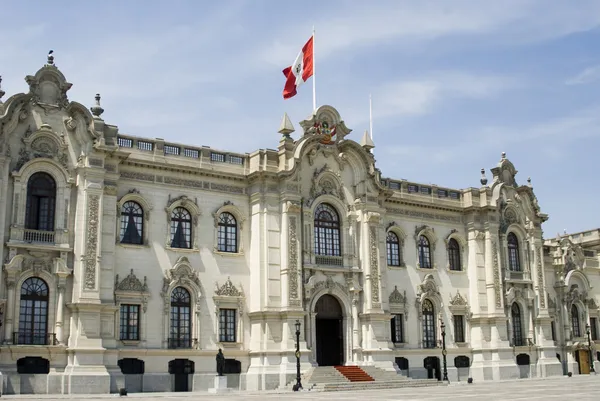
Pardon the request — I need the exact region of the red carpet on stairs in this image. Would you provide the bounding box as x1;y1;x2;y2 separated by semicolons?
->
334;366;374;382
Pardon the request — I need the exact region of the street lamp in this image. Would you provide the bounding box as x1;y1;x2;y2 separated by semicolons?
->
586;324;595;373
440;320;448;382
292;320;303;391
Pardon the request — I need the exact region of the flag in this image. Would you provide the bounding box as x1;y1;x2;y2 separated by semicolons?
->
282;36;314;99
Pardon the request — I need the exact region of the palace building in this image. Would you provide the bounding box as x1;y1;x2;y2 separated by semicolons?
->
0;55;598;395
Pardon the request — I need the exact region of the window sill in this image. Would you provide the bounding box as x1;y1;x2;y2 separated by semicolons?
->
455;342;469;347
120;340;141;346
446;267;466;274
117;243;150;249
393;342;407;348
213;250;244;257
416;266;436;271
218;342;243;349
388;264;407;270
165;246;199;253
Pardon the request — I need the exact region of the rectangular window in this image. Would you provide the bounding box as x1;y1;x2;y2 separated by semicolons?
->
219;309;236;342
120;304;140;341
183;148;199;158
454;315;465;343
591;317;598;341
437;189;447;197
137;141;154;151
117;137;133;148
408;184;418;193
229;155;244;165
164;145;180;155
211;152;226;162
389;181;401;190
420;186;431;195
551;320;556;341
391;314;404;343
449;192;459;200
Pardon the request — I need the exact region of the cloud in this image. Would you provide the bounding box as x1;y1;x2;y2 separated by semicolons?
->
565;65;600;85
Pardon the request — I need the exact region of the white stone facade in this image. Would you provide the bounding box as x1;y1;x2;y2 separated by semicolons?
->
0;58;598;395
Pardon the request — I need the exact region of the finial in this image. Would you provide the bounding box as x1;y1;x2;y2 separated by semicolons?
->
527;177;532;188
90;93;104;117
360;130;375;152
501;151;506;159
0;75;5;100
278;112;295;137
480;168;488;186
563;229;567;235
47;50;54;66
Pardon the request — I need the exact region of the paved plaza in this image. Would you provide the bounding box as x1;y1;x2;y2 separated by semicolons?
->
2;376;600;401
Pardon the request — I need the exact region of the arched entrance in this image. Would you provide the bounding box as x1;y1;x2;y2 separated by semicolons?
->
315;294;343;366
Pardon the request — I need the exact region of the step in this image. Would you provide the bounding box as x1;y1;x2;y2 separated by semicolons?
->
335;366;374;382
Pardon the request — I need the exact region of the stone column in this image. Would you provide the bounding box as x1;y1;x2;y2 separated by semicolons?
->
55;284;66;344
352;293;360;350
281;200;302;309
4;280;15;343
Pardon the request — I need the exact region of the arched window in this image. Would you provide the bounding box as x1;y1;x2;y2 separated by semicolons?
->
120;201;143;244
217;212;237;253
422;299;436;348
169;287;191;348
418;235;432;268
18;277;49;345
386;231;401;266
507;233;520;271
448;238;461;271
571;304;581;338
314;203;341;257
170;207;192;249
512;303;523;346
25;172;56;231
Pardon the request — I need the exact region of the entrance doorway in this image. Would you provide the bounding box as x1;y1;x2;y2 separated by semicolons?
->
576;349;591;374
423;356;441;380
315;294;343;366
168;359;194;392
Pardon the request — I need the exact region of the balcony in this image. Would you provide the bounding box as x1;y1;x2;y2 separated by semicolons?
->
315;255;344;266
23;229;55;243
167;337;197;349
13;332;58;346
504;269;531;282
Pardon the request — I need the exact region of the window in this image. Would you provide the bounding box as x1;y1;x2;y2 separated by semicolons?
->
170;207;192;249
314;203;341;256
120;304;140;341
391;314;404;343
507;233;520;271
169;287;191;348
217;212;237;253
418;235;432;268
25;172;56;231
454;315;465;343
571;304;581;338
551;320;556;341
120;201;143;244
386;231;402;266
448;238;461;271
18;277;49;345
422;299;436;348
591;317;598;341
512;303;523;346
219;309;237;343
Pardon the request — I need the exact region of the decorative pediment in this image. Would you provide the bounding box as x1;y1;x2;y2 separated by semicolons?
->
115;269;148;293
215;277;243;297
306;163;344;206
163;256;201;291
565;284;587;306
25;56;73;109
14;124;70;172
305;273;348;299
588;298;598;310
505;285;534;307
449;290;468;306
414;225;437;249
491;152;518;187
389;286;406;304
299;105;352;145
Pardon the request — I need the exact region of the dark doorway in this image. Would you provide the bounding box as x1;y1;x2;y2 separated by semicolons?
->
424;356;441;380
17;357;50;374
168;359;194;392
315;294;343;366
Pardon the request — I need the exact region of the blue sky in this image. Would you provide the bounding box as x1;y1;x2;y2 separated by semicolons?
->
1;0;599;237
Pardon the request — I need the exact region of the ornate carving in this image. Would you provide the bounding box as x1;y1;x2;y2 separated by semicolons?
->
83;195;99;290
215;277;243;297
449;290;468;306
115;269;148;292
166;256;201;288
389;285;406;304
492;239;501;308
417;274;439;298
588;298;598;310
386;208;462;224
306;164;343;206
288;216;299;301
547;292;556;310
369;226;380;303
536;247;545;308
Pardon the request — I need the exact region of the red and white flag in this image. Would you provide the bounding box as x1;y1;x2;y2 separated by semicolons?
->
282;36;314;99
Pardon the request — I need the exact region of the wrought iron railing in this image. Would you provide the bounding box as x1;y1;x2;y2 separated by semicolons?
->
504;269;531;281
315;255;344;266
13;332;58;346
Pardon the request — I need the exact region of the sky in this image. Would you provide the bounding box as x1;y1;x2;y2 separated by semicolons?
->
0;0;599;238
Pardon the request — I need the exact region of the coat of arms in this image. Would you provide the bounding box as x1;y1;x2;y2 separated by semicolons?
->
314;121;337;145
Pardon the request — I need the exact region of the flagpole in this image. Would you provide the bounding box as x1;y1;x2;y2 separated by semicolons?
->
312;26;316;112
369;94;373;140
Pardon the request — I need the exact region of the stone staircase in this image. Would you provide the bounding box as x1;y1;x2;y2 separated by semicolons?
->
281;366;445;392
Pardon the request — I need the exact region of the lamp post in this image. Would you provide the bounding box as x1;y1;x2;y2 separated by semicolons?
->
586;324;595;373
293;320;303;391
440;321;448;381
